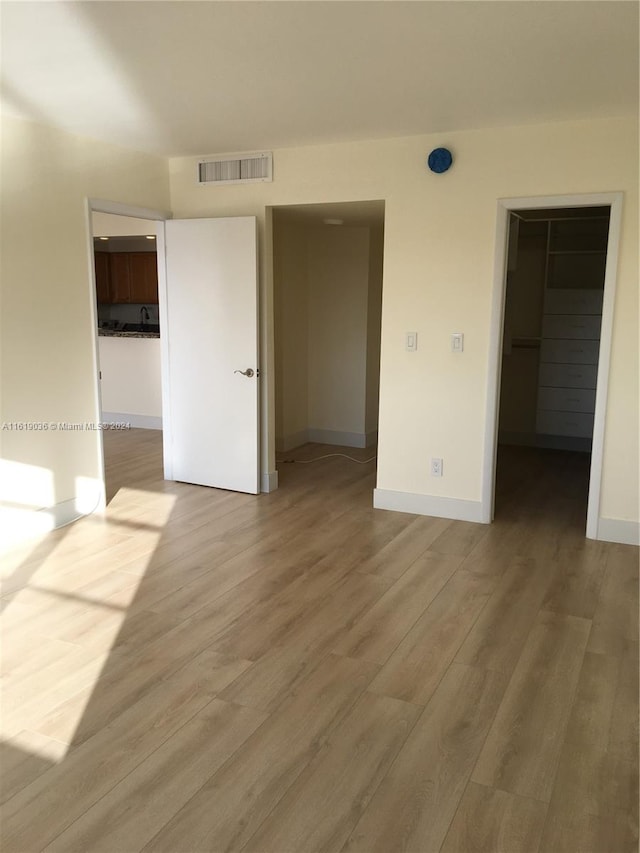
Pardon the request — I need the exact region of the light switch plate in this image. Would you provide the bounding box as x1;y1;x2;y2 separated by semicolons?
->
406;332;418;352
451;332;464;352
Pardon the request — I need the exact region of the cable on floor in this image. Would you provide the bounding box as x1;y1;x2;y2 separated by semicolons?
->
281;453;377;464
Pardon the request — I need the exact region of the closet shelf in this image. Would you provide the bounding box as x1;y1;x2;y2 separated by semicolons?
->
511;337;541;349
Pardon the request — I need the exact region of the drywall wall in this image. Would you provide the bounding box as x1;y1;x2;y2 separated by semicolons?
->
1;114;170;532
273;221;309;450
274;221;381;450
307;225;370;443
92;213;159;238
169;116;638;533
366;225;384;439
98;337;162;427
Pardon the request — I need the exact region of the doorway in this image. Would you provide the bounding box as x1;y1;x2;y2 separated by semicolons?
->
483;193;623;539
92;213;163;429
87;202;169;504
88;201;262;501
270;201;385;484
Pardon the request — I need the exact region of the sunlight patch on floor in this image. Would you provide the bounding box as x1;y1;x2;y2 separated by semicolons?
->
0;459;57;561
1;487;177;762
7;729;69;763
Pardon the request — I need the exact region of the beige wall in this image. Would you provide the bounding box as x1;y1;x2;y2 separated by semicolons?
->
274;221;380;449
2;114;636;538
1;115;170;528
273;222;309;448
92;213;159;238
170;116;638;528
366;225;384;437
307;226;370;439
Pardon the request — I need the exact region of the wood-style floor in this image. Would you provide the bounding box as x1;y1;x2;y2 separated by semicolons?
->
1;431;638;852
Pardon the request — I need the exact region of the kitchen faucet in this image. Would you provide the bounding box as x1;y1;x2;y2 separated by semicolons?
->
140;306;150;328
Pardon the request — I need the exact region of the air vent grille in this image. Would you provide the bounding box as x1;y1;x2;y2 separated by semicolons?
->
197;152;272;185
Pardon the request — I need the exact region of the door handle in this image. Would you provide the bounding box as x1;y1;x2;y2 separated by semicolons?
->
234;368;255;377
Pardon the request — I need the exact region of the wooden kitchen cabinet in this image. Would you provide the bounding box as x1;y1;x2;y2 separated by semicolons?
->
108;252;159;304
129;253;159;303
109;253;132;303
94;251;111;303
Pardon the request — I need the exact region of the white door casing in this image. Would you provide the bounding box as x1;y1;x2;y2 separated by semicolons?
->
482;192;623;540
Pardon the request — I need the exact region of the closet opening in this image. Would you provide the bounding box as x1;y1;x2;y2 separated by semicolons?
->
271;200;385;494
494;205;611;527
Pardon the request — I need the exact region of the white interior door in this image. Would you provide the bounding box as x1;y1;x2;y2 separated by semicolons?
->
164;216;259;493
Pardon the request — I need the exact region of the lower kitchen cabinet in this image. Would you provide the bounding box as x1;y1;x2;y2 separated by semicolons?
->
98;335;162;427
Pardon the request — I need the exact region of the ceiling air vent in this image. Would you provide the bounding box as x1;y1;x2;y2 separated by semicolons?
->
197;151;273;186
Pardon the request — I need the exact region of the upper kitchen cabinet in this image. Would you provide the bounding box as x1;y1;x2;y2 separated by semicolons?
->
109;252;132;303
94;251;111;303
93;234;159;304
108;251;159;304
129;253;159;303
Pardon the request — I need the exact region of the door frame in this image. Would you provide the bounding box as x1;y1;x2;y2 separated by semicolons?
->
481;191;623;539
85;198;172;497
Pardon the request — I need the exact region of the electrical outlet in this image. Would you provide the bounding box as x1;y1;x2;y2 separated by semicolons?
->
431;457;443;477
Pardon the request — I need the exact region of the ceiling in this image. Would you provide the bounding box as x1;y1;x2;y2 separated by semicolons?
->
1;2;638;158
94;235;158;253
273;200;385;228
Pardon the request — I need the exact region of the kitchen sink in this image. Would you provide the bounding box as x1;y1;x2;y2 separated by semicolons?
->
122;323;160;333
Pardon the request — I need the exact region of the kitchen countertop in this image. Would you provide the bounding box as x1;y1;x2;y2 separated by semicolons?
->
99;329;160;339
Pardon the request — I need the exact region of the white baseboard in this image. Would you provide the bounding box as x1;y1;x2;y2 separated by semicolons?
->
261;470;279;493
0;497;96;552
596;517;640;546
277;428;372;451
373;488;485;523
34;488;106;533
102;412;162;430
44;498;91;529
307;428;367;449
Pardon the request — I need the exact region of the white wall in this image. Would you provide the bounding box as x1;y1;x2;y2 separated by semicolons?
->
1;115;170;531
98;337;162;428
169;116;638;535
